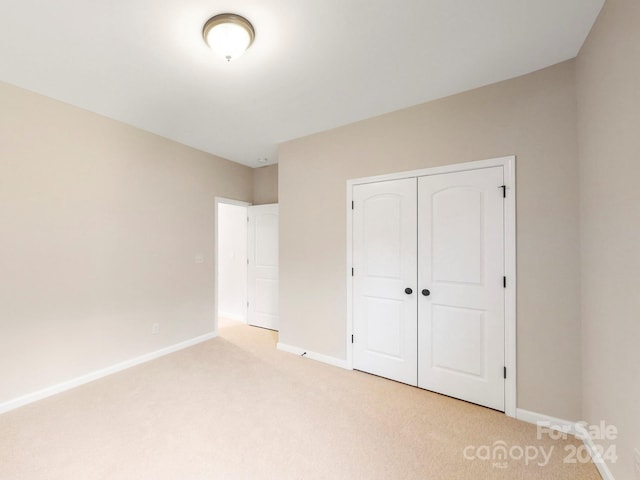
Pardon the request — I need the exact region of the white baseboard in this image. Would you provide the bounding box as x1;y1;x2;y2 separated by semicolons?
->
516;408;581;436
575;423;616;480
516;409;616;479
277;342;351;370
0;332;217;415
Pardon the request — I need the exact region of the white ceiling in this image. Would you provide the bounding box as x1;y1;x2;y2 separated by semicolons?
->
0;0;604;167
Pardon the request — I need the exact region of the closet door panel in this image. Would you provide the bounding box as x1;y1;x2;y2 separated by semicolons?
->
418;167;505;411
352;178;418;386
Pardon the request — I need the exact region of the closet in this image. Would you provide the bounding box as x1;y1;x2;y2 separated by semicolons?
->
352;164;507;411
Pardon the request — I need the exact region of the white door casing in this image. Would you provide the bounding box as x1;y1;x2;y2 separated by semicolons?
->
248;204;279;330
352;178;418;385
417;167;505;411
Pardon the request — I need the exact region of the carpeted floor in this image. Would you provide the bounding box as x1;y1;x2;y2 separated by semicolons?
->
0;320;600;479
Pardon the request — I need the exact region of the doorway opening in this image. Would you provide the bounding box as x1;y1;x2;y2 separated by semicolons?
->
215;198;249;331
215;198;280;334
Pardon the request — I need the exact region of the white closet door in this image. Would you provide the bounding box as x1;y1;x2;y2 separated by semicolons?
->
247;204;279;330
353;178;418;385
418;167;505;411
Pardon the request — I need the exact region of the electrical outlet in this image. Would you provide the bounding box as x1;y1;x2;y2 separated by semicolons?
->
634;448;640;479
195;254;204;264
152;322;160;335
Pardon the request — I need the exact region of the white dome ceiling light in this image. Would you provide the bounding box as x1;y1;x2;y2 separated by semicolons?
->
202;13;255;62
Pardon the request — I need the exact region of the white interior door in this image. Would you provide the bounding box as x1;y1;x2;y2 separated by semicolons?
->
418;167;505;411
247;204;279;330
352;178;418;385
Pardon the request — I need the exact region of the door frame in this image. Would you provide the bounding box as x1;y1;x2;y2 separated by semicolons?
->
346;156;517;417
214;196;251;334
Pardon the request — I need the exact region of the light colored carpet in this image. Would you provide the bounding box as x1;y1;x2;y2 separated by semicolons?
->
0;321;600;480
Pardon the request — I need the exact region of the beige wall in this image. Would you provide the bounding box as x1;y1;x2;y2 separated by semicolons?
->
0;82;253;405
252;164;278;205
279;60;581;420
577;0;640;478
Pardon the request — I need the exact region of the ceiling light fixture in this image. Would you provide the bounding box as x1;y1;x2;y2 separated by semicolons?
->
202;13;255;62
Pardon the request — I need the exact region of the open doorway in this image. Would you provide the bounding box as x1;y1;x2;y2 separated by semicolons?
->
215;197;280;334
215;198;249;331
